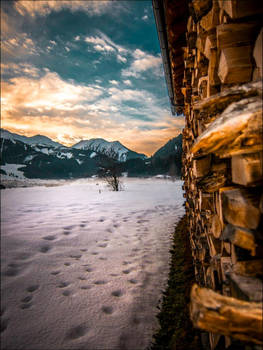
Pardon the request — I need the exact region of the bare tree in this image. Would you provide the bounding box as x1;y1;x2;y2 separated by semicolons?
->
98;159;122;191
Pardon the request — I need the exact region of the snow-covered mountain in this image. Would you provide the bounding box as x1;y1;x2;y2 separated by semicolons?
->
1;129;63;148
0;129;182;180
73;138;147;162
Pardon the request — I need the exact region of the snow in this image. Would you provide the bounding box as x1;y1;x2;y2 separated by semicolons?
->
1;164;26;179
1;178;184;350
76;159;84;165
90;152;97;158
24;155;35;162
73;138;134;162
56;152;73;159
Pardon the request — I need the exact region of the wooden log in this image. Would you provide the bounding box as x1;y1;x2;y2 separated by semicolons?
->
190;284;263;344
192;96;263;158
220;256;231;281
204;32;216;59
221;224;257;255
196;172;227;193
253;28;263;79
217;23;259;49
218;46;253;84
221;188;261;230
200;1;219;32
193;80;261;114
197;76;208;99
231;152;263;186
218;0;263;19
193;154;211;178
208;48;220;88
227;271;263;302
211;214;222;239
192;0;212;21
233;260;263;278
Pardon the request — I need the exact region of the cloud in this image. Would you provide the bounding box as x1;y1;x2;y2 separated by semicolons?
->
123;80;132;86
122;49;162;78
2;70;103;117
1;67;181;155
84;32;128;63
109;80;118;85
117;55;127;63
2;32;39;58
1;62;41;78
142;15;148;21
14;1;122;18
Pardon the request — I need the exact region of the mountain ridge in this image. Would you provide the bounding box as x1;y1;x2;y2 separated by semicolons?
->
0;128;182;180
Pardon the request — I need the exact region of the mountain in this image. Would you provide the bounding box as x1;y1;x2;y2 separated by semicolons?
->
73;138;146;162
0;129;182;180
1;128;63;148
153;134;182;159
151;134;183;177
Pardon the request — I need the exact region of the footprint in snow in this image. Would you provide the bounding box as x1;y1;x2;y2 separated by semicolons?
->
98;243;107;248
39;245;51;253
51;270;61;275
42;235;56;241
58;281;71;288
102;306;113;314
62;290;72;297
0;317;9;333
26;285;39;293
65;325;88;340
111;290;124;297
70;254;82;259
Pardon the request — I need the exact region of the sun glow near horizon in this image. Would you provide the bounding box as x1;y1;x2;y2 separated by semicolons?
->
1;0;184;157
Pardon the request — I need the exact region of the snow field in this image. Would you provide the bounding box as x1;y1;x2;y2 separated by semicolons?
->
1;178;184;350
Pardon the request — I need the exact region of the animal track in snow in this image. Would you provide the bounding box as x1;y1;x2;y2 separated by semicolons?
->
51;270;61;275
20;303;32;310
58;282;71;288
39;245;51;253
101;306;113;314
70;254;82;259
1;318;9;333
27;285;39;293
111;290;124;297
98;243;107;248
80;285;92;290
62;290;72;297
65;324;88;340
85;267;93;272
128;279;138;284
21;295;32;303
94;280;107;285
42;235;56;241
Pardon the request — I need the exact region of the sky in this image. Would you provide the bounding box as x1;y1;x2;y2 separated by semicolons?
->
1;0;184;156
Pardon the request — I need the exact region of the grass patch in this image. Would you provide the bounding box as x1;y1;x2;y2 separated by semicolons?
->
151;215;202;350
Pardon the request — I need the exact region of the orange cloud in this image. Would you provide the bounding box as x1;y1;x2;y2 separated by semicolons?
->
1;68;184;156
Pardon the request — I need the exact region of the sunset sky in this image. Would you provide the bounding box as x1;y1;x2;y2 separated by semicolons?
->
1;0;184;156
